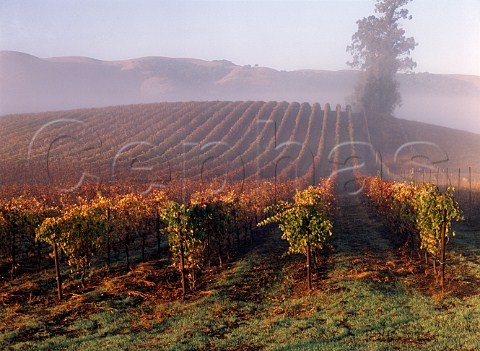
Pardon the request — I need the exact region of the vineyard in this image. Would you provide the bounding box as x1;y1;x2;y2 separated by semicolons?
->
2;101;480;188
1;101;480;350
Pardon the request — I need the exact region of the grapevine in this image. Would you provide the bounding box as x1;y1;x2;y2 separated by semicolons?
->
258;178;334;291
361;176;464;279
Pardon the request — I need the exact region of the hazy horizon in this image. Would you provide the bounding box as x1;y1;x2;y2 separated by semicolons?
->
1;50;479;135
1;1;479;134
1;0;479;76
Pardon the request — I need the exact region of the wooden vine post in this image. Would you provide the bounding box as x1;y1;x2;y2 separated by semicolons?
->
156;208;161;255
53;240;63;301
440;209;447;291
106;206;111;269
306;236;312;291
468;167;472;223
179;236;186;296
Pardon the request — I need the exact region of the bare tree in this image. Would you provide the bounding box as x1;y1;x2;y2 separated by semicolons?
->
347;0;417;117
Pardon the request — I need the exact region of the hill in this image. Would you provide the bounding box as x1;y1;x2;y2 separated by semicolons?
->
1;51;479;134
1;101;480;350
1;101;479;192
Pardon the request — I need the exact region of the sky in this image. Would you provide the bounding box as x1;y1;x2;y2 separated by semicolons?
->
0;0;479;75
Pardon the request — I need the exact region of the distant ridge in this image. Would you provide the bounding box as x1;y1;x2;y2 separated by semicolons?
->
1;51;479;133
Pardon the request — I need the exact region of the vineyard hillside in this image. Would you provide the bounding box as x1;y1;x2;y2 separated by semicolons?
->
1;101;480;351
1;101;479;191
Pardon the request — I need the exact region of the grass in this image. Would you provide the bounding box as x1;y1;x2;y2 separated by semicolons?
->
1;195;479;350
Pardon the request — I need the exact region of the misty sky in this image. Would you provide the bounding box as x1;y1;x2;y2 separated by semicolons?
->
1;0;479;75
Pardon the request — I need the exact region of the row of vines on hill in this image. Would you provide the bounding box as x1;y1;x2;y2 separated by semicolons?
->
361;176;463;285
6;101;353;189
0;177;337;298
0;181;297;298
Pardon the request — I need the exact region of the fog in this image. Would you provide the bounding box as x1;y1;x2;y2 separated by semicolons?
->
1;51;479;135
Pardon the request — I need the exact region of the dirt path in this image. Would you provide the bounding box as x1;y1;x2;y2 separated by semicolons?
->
331;178;480;299
329;178;411;289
